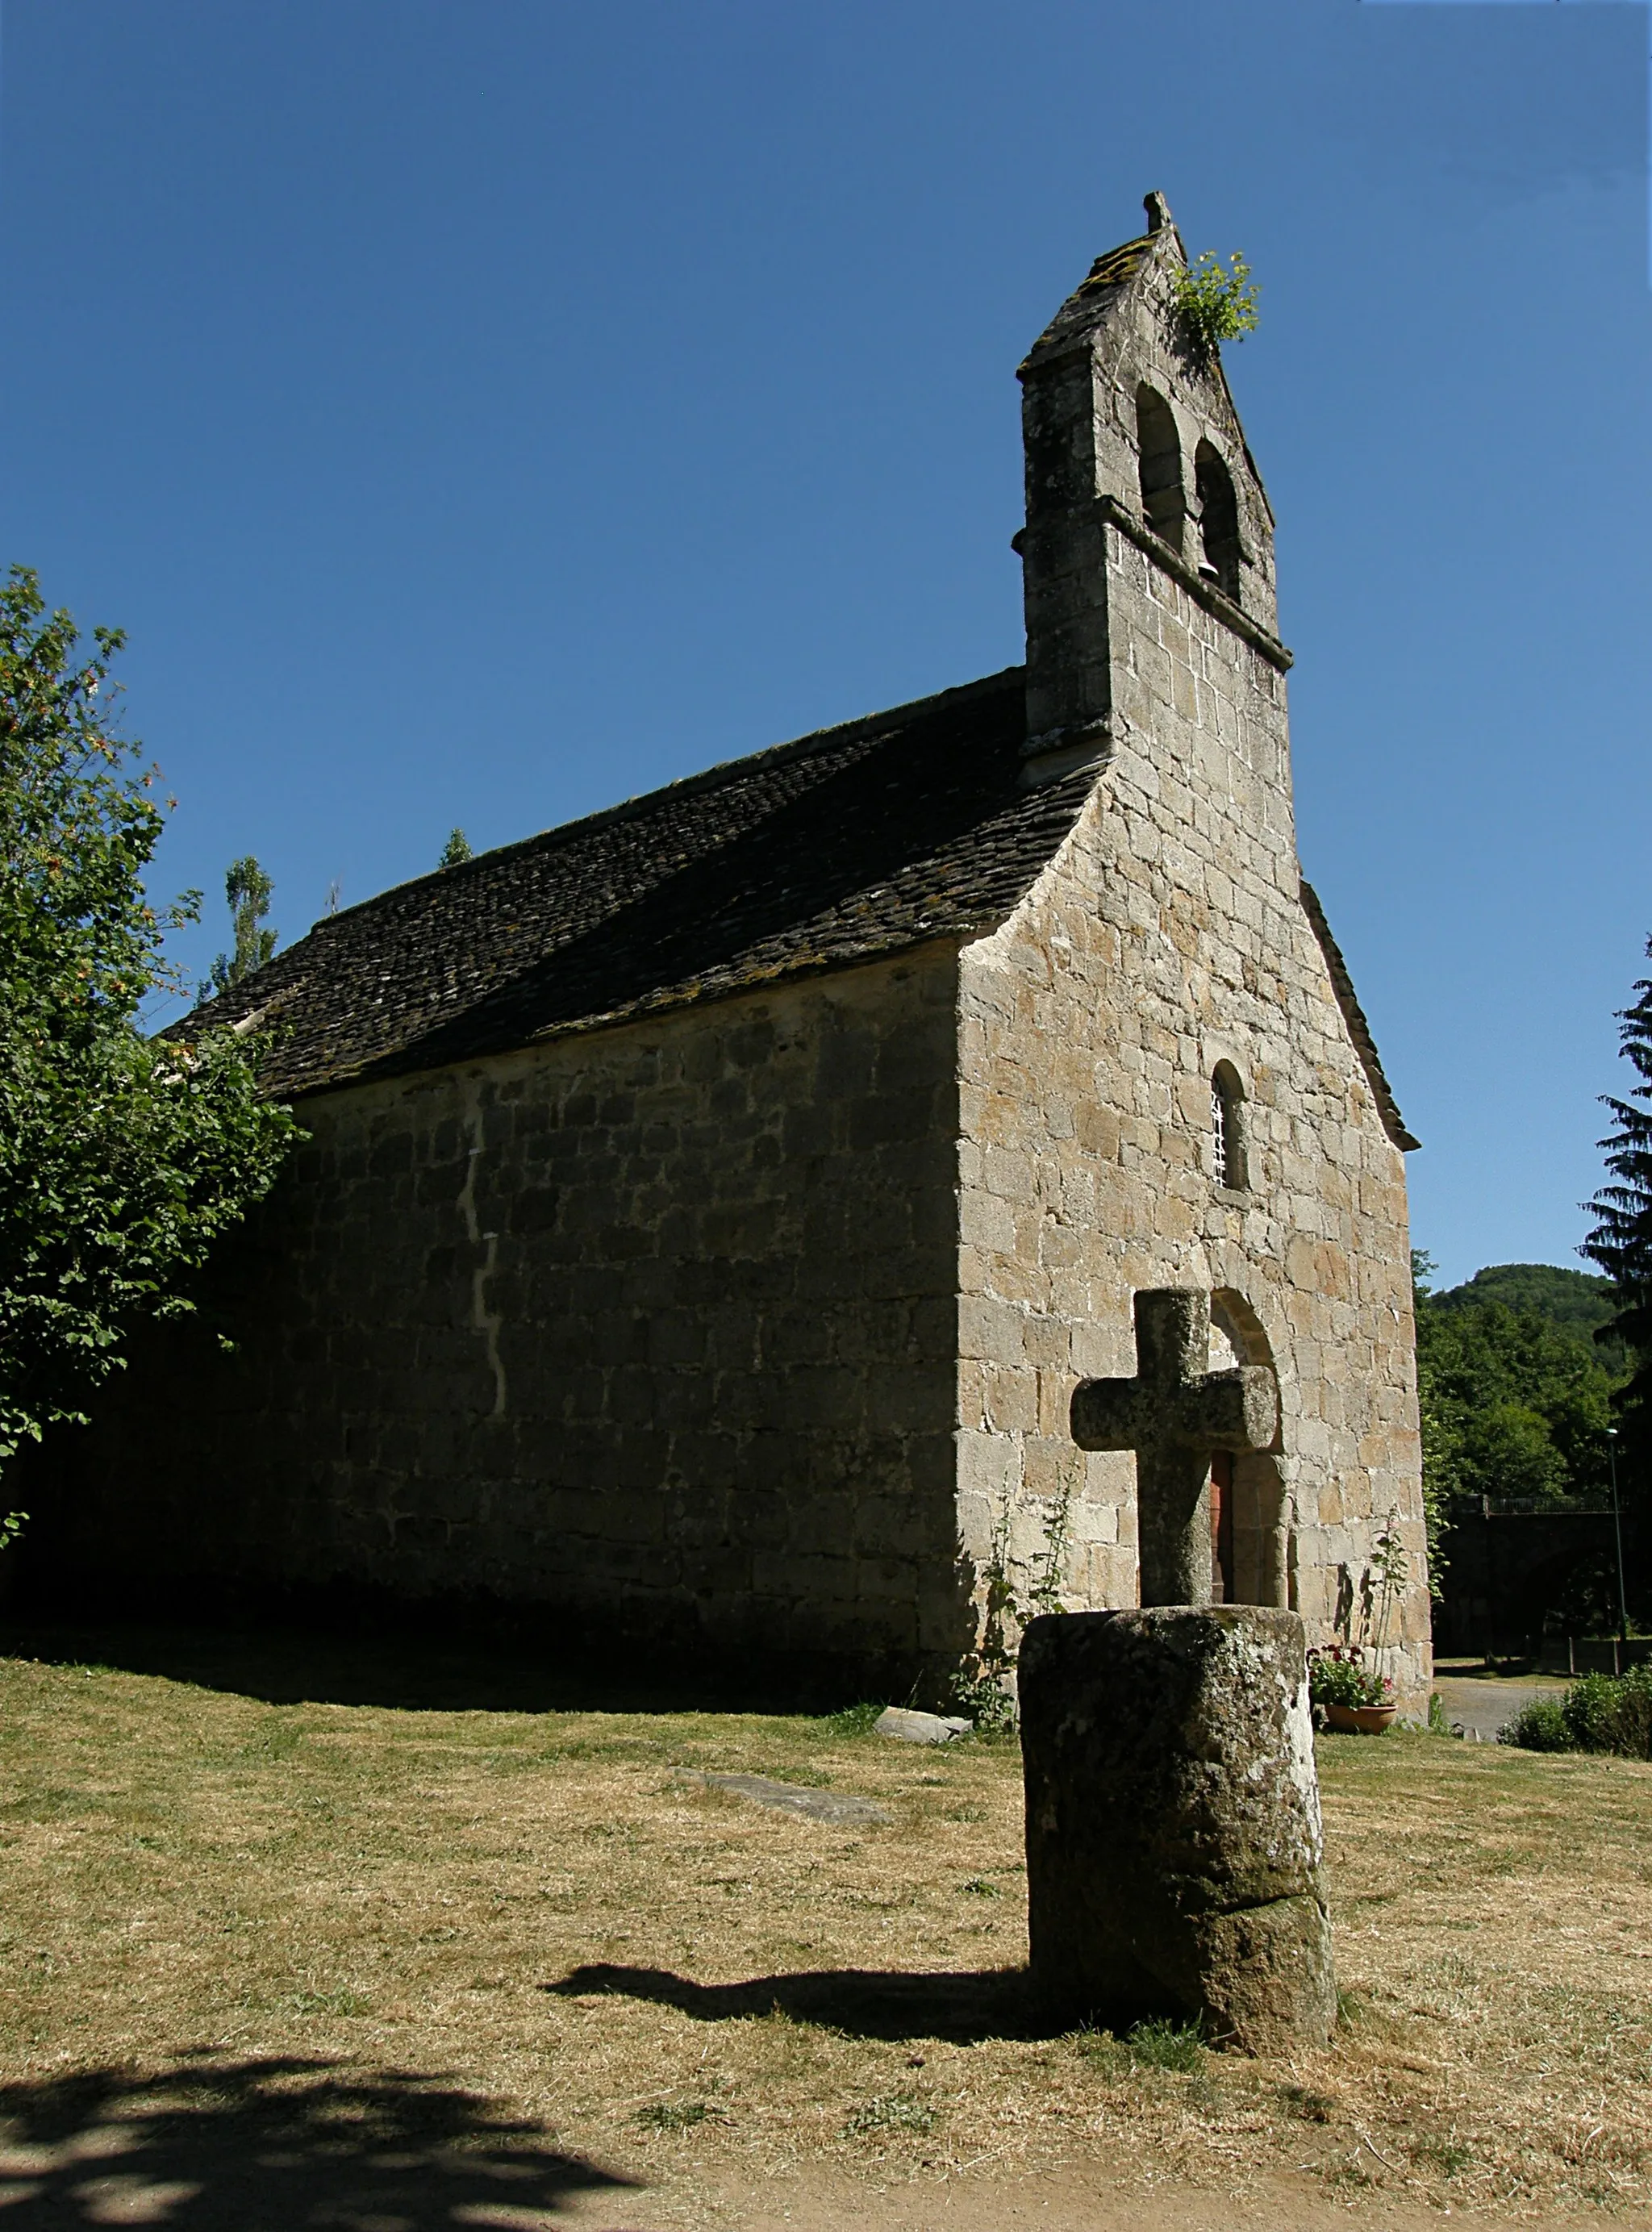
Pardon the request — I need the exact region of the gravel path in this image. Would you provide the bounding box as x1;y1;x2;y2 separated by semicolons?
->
1433;1675;1567;1742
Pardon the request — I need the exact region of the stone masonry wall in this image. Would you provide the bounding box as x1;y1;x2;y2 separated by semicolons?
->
957;520;1431;1704
43;949;970;1682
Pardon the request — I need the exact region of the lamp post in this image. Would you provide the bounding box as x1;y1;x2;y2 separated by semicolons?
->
1607;1428;1628;1660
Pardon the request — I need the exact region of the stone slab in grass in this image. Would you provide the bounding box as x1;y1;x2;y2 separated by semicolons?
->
679;1771;891;1825
874;1707;972;1745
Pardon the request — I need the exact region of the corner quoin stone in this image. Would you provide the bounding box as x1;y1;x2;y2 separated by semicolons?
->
1019;1605;1336;2055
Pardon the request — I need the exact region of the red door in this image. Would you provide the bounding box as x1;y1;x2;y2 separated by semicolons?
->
1210;1451;1235;1604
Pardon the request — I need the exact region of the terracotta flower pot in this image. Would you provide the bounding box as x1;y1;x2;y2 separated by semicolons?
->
1325;1701;1397;1735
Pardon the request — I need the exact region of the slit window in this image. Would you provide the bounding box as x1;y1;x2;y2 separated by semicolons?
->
1212;1064;1247;1191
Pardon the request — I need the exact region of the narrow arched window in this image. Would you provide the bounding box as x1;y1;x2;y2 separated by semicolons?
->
1194;440;1241;601
1136;386;1184;549
1212;1063;1247;1191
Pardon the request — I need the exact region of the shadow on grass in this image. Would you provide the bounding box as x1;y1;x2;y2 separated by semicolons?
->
0;1617;861;1717
0;2053;641;2229
548;1962;1054;2044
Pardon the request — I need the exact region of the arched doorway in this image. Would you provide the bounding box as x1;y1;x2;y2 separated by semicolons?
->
1208;1292;1288;1608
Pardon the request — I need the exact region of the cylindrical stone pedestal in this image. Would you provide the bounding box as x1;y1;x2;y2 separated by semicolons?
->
1020;1606;1335;2055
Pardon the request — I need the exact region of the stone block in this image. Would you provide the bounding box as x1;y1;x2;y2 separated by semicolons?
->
874;1706;971;1745
1019;1606;1335;2055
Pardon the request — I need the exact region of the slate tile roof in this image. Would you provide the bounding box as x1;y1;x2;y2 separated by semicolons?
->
1300;882;1420;1152
186;662;1414;1149
191;668;1097;1102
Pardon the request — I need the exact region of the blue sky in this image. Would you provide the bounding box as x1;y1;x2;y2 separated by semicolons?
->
2;0;1648;1289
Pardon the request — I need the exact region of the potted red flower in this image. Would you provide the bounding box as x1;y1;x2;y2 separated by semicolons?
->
1309;1645;1396;1733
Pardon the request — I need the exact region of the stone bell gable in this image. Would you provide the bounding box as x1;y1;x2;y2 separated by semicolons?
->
957;196;1429;1704
1016;190;1283;782
27;195;1429;1705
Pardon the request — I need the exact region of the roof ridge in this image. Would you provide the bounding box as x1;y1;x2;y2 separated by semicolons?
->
307;666;1026;936
181;663;1055;1088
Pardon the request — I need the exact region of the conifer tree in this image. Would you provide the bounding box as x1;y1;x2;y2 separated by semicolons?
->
439;828;473;868
1582;938;1652;1489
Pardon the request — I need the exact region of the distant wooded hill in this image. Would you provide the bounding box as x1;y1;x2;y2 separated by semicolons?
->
1432;1261;1623;1352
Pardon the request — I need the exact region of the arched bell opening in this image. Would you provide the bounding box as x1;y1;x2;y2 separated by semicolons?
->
1136;384;1186;551
1194;439;1242;603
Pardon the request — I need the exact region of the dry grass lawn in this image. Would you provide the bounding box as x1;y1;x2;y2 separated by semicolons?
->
0;1625;1649;2227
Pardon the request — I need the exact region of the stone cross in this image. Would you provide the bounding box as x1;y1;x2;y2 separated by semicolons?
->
1070;1289;1279;1608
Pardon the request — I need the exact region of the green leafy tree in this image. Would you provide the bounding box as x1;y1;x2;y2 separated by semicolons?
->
438;828;473;869
1412;1251;1454;1593
1582;938;1652;1487
1414;1249;1627;1543
0;566;298;1515
1437;1261;1626;1350
206;855;276;995
1459;1400;1571;1502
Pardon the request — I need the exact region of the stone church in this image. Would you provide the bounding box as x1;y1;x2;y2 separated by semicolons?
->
40;196;1432;1702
